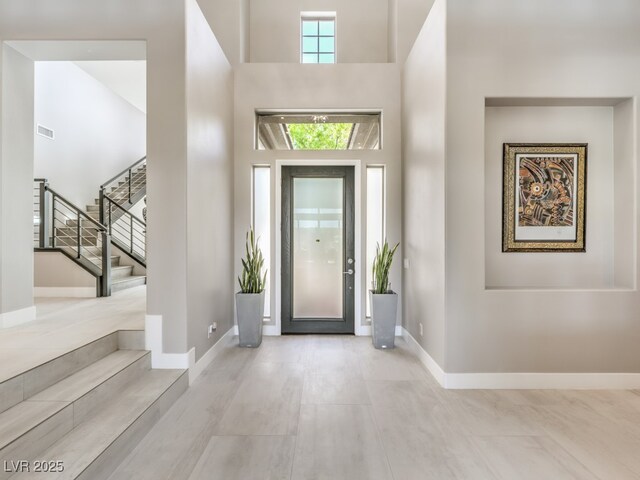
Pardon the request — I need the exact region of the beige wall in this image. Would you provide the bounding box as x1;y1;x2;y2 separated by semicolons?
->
249;0;389;63
443;0;640;373
401;0;446;365
0;44;34;314
234;63;402;332
34;251;96;289
197;0;249;64
186;0;235;361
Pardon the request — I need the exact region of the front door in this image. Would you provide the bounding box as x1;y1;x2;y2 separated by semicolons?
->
282;166;355;334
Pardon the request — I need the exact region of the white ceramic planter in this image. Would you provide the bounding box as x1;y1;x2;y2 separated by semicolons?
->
236;291;265;347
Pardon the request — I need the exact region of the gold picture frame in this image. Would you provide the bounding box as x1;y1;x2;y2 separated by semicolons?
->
502;143;587;252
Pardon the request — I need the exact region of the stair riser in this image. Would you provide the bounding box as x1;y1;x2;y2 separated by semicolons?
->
0;377;22;416
111;266;134;280
0;405;74;480
23;333;119;399
76;372;188;480
73;353;151;427
0;351;151;479
111;277;146;293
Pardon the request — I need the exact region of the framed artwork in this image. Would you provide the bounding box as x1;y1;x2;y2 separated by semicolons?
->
502;143;587;252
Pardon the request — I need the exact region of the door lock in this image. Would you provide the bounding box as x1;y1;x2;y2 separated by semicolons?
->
347;258;354;265
343;269;354;275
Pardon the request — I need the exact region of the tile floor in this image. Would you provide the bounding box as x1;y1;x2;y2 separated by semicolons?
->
108;334;640;480
0;287;144;383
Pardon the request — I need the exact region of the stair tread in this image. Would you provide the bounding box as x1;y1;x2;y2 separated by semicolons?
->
0;350;148;451
111;265;133;272
30;350;148;403
0;400;69;451
112;275;146;285
16;369;185;480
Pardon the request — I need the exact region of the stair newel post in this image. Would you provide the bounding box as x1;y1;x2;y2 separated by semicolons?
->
100;230;112;297
99;187;105;225
39;180;49;248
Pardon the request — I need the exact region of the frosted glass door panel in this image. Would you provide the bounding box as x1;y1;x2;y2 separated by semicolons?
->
293;178;344;318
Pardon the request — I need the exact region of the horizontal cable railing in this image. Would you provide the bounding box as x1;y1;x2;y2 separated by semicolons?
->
34;179;111;297
104;197;146;266
99;157;147;266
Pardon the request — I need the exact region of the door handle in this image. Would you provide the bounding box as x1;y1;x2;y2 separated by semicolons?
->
343;269;354;275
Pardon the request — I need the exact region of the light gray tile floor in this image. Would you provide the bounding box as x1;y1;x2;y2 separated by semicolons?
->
108;335;640;480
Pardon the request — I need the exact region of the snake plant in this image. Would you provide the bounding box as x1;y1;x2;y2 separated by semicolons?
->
372;240;399;294
238;228;267;294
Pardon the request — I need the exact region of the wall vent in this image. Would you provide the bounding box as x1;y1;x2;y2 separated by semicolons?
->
36;124;55;140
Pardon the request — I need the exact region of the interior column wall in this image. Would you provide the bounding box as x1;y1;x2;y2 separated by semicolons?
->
401;0;446;366
0;44;34;315
186;0;234;361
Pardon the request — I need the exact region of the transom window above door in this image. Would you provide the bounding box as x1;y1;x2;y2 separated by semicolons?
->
301;13;336;64
256;111;382;150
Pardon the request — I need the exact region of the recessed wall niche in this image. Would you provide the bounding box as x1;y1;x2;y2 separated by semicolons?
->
484;97;635;290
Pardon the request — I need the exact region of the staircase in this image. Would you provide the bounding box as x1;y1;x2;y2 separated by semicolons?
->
34;157;147;297
0;332;187;479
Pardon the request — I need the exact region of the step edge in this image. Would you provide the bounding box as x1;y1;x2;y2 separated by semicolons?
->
77;370;187;480
0;351;151;453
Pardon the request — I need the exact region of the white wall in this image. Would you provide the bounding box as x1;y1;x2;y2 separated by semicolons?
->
34;61;146;208
393;0;435;64
234;63;402;333
0;0;190;354
197;0;248;64
0;45;34;315
443;0;640;373
249;0;388;63
402;0;446;365
186;0;234;361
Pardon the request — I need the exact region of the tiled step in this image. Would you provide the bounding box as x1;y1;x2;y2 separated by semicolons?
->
0;351;150;479
14;369;187;480
85;256;121;268
111;276;146;293
0;333;119;416
111;265;133;280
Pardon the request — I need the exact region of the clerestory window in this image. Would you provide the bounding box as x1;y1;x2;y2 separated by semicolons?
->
301;13;336;64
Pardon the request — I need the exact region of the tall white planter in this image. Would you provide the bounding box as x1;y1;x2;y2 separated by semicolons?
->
370;290;398;349
236;291;265;348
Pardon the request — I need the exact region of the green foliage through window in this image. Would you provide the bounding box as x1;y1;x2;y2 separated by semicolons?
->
287;123;353;150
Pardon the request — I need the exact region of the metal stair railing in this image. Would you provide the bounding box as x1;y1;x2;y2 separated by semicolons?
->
34;179;112;297
99;156;147;266
104;198;146;267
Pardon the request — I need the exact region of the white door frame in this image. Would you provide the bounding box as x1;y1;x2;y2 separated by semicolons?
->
271;159;366;336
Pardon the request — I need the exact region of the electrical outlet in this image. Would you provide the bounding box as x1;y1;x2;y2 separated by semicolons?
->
419;322;423;337
208;323;217;338
403;258;409;269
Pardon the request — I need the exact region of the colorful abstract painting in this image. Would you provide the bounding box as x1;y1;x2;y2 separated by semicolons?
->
503;143;587;252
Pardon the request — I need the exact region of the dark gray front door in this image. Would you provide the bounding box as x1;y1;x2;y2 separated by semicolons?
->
282;166;355;334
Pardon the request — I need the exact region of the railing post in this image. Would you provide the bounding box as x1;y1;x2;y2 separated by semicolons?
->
130;214;134;254
100;231;112;297
99;187;105;225
128;167;132;203
38;181;47;248
76;210;82;258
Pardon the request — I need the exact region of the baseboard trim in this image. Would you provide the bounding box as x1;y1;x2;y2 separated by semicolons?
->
401;327;446;387
145;315;190;369
188;326;236;385
0;306;37;328
34;287;96;298
400;327;640;390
